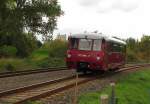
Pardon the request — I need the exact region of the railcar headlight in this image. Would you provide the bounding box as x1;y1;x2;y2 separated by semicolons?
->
67;54;71;58
96;57;100;60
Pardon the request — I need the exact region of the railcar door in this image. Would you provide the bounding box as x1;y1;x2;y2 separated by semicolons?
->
101;39;108;70
107;42;118;69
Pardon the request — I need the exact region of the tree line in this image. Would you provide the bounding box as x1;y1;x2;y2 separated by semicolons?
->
126;35;150;62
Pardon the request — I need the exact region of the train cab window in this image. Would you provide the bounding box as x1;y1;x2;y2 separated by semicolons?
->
93;40;101;51
78;39;92;51
69;38;78;49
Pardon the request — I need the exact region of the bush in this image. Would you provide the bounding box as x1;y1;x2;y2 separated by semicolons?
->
37;58;49;68
48;57;65;66
48;40;67;58
127;53;137;62
0;33;38;57
36;57;66;68
4;63;15;72
0;45;17;57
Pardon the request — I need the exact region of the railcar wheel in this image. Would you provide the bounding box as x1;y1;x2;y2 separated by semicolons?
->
77;68;81;72
109;67;119;72
83;70;87;74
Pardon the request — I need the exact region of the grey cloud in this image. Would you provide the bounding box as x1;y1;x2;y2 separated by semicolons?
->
79;0;101;6
112;0;139;12
116;5;138;12
78;0;140;13
98;3;139;13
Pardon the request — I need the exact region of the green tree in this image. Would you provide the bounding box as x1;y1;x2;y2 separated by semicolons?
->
0;33;38;57
138;35;150;62
0;0;62;38
126;36;150;63
0;45;17;57
126;38;139;62
0;0;62;57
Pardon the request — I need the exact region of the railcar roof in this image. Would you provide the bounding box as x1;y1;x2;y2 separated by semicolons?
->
69;33;126;45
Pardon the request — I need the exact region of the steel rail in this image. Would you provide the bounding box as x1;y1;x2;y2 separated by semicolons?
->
0;76;76;97
0;75;79;104
13;76;94;104
0;67;68;78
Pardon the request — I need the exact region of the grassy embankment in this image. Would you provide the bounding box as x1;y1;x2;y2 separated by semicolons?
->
0;40;67;72
79;68;150;104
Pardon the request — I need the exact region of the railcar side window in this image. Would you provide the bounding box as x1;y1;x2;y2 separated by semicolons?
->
93;40;101;51
111;42;125;53
78;39;92;51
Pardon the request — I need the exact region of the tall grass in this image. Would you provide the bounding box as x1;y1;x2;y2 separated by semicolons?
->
0;58;37;72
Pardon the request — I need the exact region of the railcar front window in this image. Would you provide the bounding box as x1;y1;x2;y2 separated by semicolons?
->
93;40;101;51
70;38;78;49
78;39;92;50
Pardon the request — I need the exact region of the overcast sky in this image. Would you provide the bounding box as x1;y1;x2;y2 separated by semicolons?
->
54;0;150;39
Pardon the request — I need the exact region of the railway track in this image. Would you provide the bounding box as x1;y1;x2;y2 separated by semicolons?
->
0;63;147;78
0;64;150;104
0;67;68;78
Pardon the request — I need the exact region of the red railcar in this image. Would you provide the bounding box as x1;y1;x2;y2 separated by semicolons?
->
66;33;126;73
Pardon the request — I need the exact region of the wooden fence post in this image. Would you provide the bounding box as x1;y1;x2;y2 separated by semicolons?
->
110;82;116;104
100;94;109;104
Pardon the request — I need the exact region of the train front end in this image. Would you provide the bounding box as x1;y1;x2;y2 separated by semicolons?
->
66;34;106;72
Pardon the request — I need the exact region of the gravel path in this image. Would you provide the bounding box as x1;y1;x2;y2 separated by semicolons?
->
39;67;150;104
0;69;75;92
